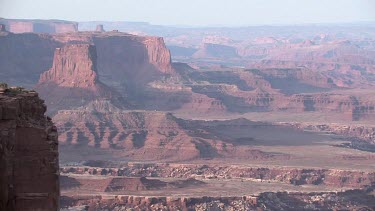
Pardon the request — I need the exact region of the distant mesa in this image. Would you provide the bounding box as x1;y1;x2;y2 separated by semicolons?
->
35;43;123;114
193;43;239;59
38;44;100;87
96;24;105;32
0;24;6;32
0;18;78;34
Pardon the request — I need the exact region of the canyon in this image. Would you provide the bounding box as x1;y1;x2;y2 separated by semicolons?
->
0;18;375;210
1;22;374;121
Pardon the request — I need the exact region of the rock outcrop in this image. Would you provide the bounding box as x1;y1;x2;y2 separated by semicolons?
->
39;44;99;87
60;188;375;210
35;44;123;114
95;25;105;32
60;187;374;210
82;32;174;88
0;87;59;211
0;30;173;89
61;164;375;189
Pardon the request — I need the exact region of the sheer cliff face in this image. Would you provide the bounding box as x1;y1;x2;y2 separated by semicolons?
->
35;44;123;115
1;29;374;120
0;33;60;87
143;37;173;73
39;44;99;87
88;33;174;88
0;91;59;211
0;31;173;90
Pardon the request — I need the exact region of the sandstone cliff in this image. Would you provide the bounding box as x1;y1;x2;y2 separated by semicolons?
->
39;44;99;87
0;31;175;112
35;44;123;114
0;88;59;211
0;31;173;89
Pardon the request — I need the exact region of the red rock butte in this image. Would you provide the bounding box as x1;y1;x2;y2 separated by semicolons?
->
39;44;99;88
35;43;123;114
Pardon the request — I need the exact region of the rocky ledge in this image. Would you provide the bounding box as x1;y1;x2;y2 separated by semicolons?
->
60;188;375;210
0;85;59;211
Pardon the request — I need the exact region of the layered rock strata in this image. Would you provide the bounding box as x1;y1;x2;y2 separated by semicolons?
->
0;88;59;211
35;44;123;114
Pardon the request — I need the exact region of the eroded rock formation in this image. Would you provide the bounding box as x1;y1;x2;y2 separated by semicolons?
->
0;88;59;211
35;44;123;114
39;44;99;87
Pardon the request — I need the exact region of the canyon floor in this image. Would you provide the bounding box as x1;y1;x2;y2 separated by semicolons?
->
59;113;375;210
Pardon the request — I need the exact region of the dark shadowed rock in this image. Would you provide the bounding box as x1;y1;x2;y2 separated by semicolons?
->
0;89;59;211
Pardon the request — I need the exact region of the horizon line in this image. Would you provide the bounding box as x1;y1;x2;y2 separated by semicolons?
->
1;17;375;28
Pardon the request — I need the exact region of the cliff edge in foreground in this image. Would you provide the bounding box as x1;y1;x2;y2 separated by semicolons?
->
0;85;59;211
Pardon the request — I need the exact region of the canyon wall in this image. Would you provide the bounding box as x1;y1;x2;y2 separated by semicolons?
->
0;88;59;211
2;29;373;120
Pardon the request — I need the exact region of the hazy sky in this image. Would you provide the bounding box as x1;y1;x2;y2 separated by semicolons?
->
0;0;374;26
